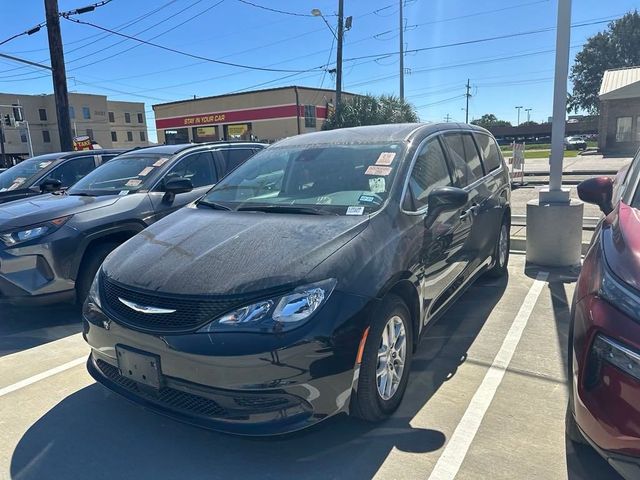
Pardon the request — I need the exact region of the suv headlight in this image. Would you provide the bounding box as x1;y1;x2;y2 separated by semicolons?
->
599;266;640;323
0;215;72;246
198;279;337;333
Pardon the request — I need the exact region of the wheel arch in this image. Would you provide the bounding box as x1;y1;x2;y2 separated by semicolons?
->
387;280;421;351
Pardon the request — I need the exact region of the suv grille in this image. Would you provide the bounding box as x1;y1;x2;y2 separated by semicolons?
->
101;276;283;333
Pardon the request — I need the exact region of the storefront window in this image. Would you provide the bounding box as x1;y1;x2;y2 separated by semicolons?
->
164;128;189;145
616;117;632;142
192;126;219;143
225;124;252;140
304;105;316;128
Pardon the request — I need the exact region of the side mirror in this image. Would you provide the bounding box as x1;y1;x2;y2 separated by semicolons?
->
427;186;469;217
40;178;62;193
577;176;613;215
162;177;193;203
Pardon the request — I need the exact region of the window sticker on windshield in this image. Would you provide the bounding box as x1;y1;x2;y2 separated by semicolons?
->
7;177;26;191
359;194;375;203
375;152;396;166
365;165;392;176
38;161;53;169
153;158;169;167
369;177;385;193
118;190;129;196
125;179;142;187
346;206;365;216
138;166;154;176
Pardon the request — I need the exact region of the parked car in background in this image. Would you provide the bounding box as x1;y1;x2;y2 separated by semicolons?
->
564;136;587;151
83;123;511;435
0;141;265;305
567;148;640;480
0;150;126;204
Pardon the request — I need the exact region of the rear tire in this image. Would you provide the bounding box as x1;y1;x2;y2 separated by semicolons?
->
486;214;510;278
75;242;119;305
351;294;413;422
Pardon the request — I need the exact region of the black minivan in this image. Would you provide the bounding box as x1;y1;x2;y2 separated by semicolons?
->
83;123;511;435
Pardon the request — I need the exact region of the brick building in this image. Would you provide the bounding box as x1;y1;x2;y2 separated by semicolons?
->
598;66;640;154
152;86;357;144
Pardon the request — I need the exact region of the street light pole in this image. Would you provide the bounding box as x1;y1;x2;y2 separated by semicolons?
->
525;108;532;123
399;0;404;101
44;0;73;152
515;106;523;126
335;0;344;112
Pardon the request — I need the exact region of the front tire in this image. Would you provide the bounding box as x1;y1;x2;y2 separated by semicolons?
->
75;242;119;305
351;294;413;422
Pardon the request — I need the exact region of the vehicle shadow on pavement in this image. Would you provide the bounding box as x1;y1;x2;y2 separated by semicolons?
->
9;277;507;480
0;303;81;357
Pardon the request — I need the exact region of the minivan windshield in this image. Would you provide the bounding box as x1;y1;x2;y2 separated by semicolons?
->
69;154;168;196
201;142;404;215
0;154;61;191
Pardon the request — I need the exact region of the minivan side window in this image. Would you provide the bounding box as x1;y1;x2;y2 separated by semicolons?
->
223;149;256;175
164;152;217;188
475;133;502;173
404;137;453;211
442;133;484;186
44;156;96;187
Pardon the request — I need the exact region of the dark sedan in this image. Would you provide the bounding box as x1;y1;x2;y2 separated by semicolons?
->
83;123;511;435
0;142;264;305
0;149;126;204
567;149;640;479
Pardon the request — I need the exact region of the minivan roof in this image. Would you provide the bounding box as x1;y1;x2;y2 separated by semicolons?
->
274;123;492;147
121;142;267;156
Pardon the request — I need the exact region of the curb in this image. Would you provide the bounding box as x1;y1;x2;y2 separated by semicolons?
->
510;236;590;256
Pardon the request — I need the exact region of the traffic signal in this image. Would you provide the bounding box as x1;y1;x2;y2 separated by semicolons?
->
3;114;11;127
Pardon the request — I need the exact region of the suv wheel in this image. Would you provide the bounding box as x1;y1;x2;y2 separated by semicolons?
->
351;294;413;422
486;215;510;278
75;242;119;305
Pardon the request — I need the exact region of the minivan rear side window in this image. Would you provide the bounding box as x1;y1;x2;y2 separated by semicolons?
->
223;149;256;174
405;138;452;212
442;133;484;186
475;133;502;173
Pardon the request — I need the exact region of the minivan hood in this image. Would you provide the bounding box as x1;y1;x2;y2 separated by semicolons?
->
103;207;370;296
603;202;640;292
0;193;120;230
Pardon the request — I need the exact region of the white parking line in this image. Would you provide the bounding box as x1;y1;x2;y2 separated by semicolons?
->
0;356;86;398
428;272;549;480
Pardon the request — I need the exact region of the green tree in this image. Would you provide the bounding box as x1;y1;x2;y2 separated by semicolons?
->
322;94;419;130
471;114;512;128
519;120;539;127
568;11;640;114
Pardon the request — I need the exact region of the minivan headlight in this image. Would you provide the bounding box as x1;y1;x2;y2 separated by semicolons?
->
87;269;102;309
0;215;72;246
199;279;337;333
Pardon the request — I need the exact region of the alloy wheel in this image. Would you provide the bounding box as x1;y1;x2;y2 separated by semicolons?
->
376;315;407;400
498;224;509;268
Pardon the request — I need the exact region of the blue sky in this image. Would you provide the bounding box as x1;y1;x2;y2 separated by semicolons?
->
1;0;637;142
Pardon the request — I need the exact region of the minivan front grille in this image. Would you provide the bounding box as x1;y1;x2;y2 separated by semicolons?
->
101;275;279;333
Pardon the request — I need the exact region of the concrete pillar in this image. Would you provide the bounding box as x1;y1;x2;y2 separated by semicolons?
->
526;197;583;267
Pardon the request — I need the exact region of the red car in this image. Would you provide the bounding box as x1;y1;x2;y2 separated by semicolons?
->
568;151;640;479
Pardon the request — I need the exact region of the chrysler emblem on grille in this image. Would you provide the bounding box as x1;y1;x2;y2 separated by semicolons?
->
118;297;176;314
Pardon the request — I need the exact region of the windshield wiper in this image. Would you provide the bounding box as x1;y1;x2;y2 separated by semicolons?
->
198;200;232;211
236;205;336;215
68;192;92;197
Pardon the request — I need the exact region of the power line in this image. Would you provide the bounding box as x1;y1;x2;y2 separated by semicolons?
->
62;16;324;73
235;0;321;17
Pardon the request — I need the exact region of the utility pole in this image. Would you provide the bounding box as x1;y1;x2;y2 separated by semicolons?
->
444;114;452;123
335;0;344;113
399;0;404;101
515;106;523;126
525;108;532;123
45;0;73;152
0;122;5;167
465;79;471;123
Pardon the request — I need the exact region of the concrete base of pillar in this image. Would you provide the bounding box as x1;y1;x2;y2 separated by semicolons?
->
526;198;584;267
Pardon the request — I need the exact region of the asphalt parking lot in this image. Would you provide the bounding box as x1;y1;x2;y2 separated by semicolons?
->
0;253;623;480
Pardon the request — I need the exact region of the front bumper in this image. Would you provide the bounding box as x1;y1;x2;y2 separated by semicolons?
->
570;293;640;473
83;290;375;435
0;228;79;304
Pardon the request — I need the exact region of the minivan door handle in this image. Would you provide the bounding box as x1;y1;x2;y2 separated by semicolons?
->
460;203;480;220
